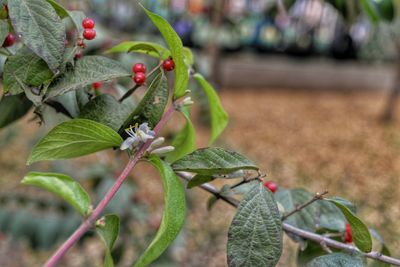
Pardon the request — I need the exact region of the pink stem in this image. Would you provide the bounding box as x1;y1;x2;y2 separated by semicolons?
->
44;102;179;267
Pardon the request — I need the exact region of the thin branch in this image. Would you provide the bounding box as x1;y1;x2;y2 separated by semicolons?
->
118;85;139;103
44;101;180;267
281;190;328;221
177;172;400;266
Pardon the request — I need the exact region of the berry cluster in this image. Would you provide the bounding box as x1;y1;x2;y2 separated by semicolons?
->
82;18;96;40
132;63;147;85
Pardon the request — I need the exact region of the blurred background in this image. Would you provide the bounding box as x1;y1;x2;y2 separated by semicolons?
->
2;0;400;266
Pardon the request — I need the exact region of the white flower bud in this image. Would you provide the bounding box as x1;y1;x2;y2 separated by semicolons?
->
150;146;175;155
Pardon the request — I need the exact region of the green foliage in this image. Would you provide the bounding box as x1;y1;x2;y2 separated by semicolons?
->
376;0;395;22
166;106;196;162
8;0;65;71
193;73;229;144
172;147;258;175
96;214;120;267
119;71;168;133
328;198;373;252
227;183;282;267
3;46;53;95
21;172;91;216
360;0;381;24
106;41;171;59
275;189;346;233
0;19;9;44
186;174;214;189
307;253;364;267
133;155;186;267
79;94;133;132
297;241;327;267
46;56;131;100
28;119;123;164
0;94;32;129
141;5;189;99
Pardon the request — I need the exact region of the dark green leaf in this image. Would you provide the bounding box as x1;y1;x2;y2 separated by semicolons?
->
28;119;123;164
8;0;65;71
376;0;395;22
187;174;214;189
227;183;282;267
194;73;228;144
79;94;133;132
297;241;327;267
172;147;258;175
166;106;196;162
207;195;218;211
0;19;9;44
327;198;373;252
119;72;168;134
106;41;170;59
45;0;69;18
141;5;189;99
96;214;120;267
307;253;363;267
133;155;186;267
3;46;53;95
360;0;380;24
46;56;131;99
21;172;91;216
0;94;32;129
275;189;346;234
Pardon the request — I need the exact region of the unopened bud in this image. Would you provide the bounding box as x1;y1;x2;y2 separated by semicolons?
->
150;146;175;155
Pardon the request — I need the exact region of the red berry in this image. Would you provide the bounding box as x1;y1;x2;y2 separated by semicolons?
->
77;39;86;48
92;82;102;90
132;63;146;74
74;51;83;59
3;33;16;47
82;18;95;29
162;58;175;71
263;181;278;193
133;72;146;85
344;223;352;243
83;29;96;40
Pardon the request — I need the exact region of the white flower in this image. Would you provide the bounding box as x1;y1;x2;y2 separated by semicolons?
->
120;122;155;151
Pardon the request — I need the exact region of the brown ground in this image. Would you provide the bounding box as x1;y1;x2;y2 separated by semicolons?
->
1;89;400;266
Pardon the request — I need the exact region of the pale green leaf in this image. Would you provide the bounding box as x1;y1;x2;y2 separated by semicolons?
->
166;106;196;163
183;47;194;66
8;0;65;71
4;46;53;95
106;41;170;59
0;94;32;129
119;71;168;134
21;172;91;216
0;19;9;44
360;0;380;24
172;147;258;175
194;73;228;144
227;183;282;267
96;214;120;267
141;5;189;99
133;155;186;267
28;119;123;164
307;253;363;267
328;198;373;252
46;56;131;99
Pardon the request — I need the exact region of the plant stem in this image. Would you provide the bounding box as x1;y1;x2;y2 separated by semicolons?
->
281;190;328;221
44;102;179;267
177;172;400;266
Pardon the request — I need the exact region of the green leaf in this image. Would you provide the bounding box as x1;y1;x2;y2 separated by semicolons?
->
8;0;65;71
0;94;32;129
119;71;168;134
227;183;282;267
297;241;327;267
0;19;9;44
182;47;194;66
45;1;85;34
307;253;363;267
376;0;395;22
360;0;380;24
194;73;229;144
4;46;53;95
187;174;214;189
327;198;373;252
166;106;196;163
275;189;346;234
141;5;189;99
172;147;258;175
79;94;133;132
96;214;120;267
133;155;186;267
45;0;69;18
28;119;123;164
21;172;91;216
106;41;171;59
46;56;131;99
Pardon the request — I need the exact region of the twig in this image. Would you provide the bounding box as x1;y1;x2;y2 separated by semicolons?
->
230;173;264;190
176;172;400;266
44;101;181;267
281;190;328;221
118;85;139;103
